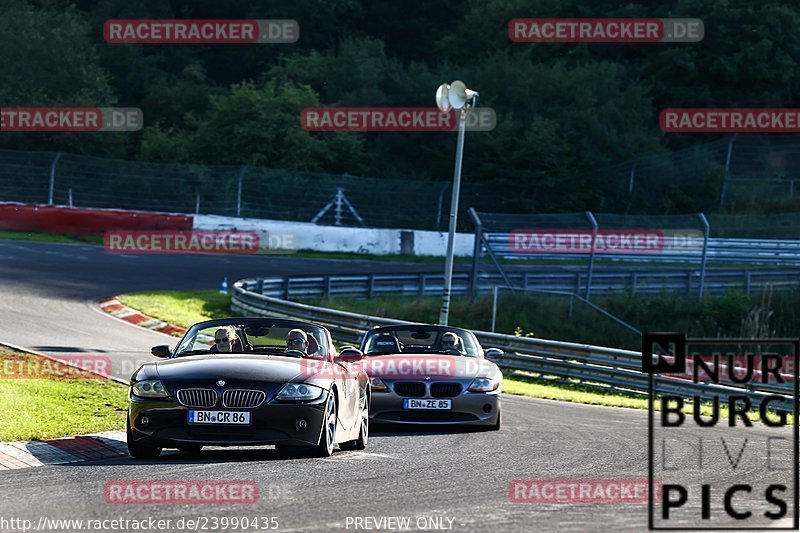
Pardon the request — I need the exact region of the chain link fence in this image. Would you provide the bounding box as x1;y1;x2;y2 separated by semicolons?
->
3;135;800;230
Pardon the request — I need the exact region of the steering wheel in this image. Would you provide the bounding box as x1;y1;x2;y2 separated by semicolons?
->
283;349;307;358
442;349;463;356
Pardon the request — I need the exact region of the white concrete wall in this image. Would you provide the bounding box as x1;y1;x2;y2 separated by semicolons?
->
193;215;474;257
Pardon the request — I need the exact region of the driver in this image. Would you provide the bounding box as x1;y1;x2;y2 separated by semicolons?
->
441;331;464;354
286;329;309;354
212;326;243;353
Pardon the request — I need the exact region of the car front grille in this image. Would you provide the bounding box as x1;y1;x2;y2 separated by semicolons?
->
176;388;217;408
393;381;426;397
431;382;462;397
222;389;266;409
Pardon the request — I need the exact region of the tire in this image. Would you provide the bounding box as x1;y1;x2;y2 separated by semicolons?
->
299;393;337;458
340;395;369;451
126;418;162;459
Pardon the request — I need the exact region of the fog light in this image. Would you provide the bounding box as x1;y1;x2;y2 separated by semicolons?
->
296;418;308;430
482;404;492;413
140;416;150;427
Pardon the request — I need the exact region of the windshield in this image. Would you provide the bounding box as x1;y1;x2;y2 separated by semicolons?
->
175;321;330;358
362;328;480;357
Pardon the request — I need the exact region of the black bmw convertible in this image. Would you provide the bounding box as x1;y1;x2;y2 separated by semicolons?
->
126;317;370;459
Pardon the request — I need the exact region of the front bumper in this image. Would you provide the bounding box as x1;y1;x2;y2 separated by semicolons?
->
128;396;327;447
369;385;500;426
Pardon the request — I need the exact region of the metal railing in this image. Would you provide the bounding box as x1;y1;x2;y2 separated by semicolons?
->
231;277;796;411
470;209;800;300
242;269;800;300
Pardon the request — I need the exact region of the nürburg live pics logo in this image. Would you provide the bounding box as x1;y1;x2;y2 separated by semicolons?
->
645;333;799;530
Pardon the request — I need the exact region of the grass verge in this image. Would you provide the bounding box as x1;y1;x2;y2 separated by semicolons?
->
117;290;231;327
0;349;128;441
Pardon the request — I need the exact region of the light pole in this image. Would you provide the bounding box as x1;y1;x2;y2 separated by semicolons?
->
435;81;478;326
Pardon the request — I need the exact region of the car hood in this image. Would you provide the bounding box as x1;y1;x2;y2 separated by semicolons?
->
361;353;497;381
150;355;311;386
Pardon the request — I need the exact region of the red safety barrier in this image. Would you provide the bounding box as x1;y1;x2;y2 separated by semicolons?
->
0;203;193;236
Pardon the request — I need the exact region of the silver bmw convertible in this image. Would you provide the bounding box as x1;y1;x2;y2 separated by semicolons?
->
352;324;503;430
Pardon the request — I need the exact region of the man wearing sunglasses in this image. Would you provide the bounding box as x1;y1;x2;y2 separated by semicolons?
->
286;328;309;355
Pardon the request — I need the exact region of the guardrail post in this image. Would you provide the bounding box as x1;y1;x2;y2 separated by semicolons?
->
48;152;62;205
745;271;751;295
585;211;599;301
468;208;483;294
698;212;710;301
632;273;637;295
256;279;264;295
283;278;291;299
367;274;374;299
323;276;331;298
419;274;426;296
490;285;499;332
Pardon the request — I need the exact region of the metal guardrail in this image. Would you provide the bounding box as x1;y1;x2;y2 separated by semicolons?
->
241;269;800;300
232;277;795;412
486;234;800;265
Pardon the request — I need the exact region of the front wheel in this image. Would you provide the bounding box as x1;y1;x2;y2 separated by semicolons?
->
308;393;337;457
127;418;162;459
340;395;369;451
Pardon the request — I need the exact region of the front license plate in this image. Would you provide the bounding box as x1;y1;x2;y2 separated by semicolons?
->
187;410;251;425
403;399;451;410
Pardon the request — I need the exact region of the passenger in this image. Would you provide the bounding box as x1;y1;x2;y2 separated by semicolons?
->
440;332;464;354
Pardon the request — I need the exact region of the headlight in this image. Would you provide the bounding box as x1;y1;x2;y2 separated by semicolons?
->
468;376;500;392
275;383;325;401
131;379;168;398
369;377;388;391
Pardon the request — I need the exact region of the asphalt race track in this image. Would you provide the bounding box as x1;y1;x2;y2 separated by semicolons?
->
0;239;794;531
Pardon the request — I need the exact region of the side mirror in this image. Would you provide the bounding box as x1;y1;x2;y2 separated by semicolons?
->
338;347;364;362
484;348;504;360
151;345;172;358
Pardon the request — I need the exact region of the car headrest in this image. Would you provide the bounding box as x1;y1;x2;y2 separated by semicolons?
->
306;333;320;355
372;334;401;354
